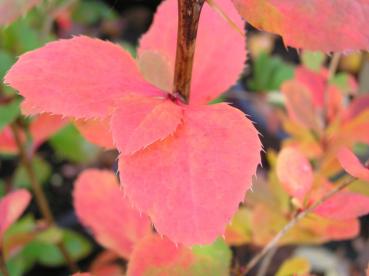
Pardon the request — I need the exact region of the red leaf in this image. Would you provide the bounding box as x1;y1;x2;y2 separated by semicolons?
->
315;191;369;219
127;234;231;276
295;67;327;109
281;80;322;132
231;0;369;51
73;169;152;259
0;127;19;154
74;118;114;149
276;147;313;200
0;190;31;241
111;95;183;155
138;0;245;104
0;0;41;26
30;114;67;148
127;235;193;275
0;114;66;154
119;104;261;245
344;94;369;120
337;147;369;182
5;36;163;119
90;251;123;276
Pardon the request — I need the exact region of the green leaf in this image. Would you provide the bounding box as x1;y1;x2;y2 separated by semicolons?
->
301;51;326;72
276;256;310;276
49;124;99;163
72;0;117;25
0;99;20;131
330;72;355;92
13;155;51;189
6;252;36;276
0;180;5;197
3;217;37;276
24;229;92;267
190;238;232;276
0;49;15;80
35;226;63;245
248;53;294;92
0;19;44;54
4;215;36;238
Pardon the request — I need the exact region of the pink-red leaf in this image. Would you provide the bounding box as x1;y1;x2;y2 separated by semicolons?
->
30;114;67;148
295;67;327;109
5;36;162;119
73;169;152;259
282;80;321;132
0;0;41;26
127;234;231;276
231;0;369;51
0;114;66;154
315;191;369;219
111;95;183;155
127;235;193;276
0;189;31;241
276;147;313;200
138;0;245;104
337;147;369;182
0;127;20;154
74;118;114;149
119;103;261;245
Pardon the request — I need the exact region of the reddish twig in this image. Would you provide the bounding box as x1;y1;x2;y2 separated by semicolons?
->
173;0;205;103
10;122;78;272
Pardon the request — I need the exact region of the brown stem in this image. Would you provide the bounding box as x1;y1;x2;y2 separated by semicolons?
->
10;123;54;223
322;53;341;127
327;53;341;80
10;123;78;272
0;250;9;276
173;0;205;103
243;176;355;275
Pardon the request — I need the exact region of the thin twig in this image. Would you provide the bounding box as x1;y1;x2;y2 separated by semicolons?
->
255;246;278;276
328;53;341;80
322;53;341;127
10;122;78;272
173;0;205;103
243;176;355;274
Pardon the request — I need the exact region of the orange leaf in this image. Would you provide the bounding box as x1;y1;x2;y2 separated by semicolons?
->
74;118;114;149
314;190;369;219
282;80;321;133
276;147;313;200
232;0;369;51
337;147;369;182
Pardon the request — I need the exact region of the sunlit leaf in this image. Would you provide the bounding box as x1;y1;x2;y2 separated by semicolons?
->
276;256;310;276
127;235;231;276
231;0;369;51
120;104;261;245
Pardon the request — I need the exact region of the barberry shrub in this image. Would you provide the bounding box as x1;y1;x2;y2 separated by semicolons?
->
1;0;369;275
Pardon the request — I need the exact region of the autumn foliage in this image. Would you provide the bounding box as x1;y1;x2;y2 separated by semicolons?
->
1;0;369;275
